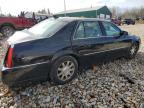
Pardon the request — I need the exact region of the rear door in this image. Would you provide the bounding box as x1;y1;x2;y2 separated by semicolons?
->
72;21;108;67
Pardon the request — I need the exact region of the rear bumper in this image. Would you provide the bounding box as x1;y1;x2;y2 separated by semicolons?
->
0;66;13;85
0;61;51;86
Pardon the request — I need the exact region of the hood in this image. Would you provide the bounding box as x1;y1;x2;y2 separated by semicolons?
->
7;30;42;45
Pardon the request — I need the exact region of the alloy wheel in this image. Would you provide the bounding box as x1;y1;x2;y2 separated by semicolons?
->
130;45;137;56
57;61;75;81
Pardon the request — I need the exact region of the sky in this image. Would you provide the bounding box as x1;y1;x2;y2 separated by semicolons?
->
0;0;144;15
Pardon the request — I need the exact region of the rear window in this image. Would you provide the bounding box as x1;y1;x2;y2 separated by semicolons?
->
28;18;69;38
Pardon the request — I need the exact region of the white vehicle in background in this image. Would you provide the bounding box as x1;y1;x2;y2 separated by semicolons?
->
24;12;51;23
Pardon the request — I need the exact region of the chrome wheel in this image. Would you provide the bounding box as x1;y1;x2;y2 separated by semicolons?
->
57;61;75;81
125;44;139;59
130;45;136;55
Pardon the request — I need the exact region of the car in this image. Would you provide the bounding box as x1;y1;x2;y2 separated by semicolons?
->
122;19;135;25
0;15;36;37
0;12;50;37
0;17;141;86
111;18;121;26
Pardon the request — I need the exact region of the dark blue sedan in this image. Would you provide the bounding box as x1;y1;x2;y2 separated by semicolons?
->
0;17;141;86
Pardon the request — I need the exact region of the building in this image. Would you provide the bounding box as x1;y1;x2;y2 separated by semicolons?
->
55;6;112;19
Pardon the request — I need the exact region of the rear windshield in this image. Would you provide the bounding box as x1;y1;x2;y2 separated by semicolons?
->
28;18;69;37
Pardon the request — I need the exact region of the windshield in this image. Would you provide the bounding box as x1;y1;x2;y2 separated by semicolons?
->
28;18;69;37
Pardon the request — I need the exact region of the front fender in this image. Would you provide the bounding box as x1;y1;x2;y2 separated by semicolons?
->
131;36;141;45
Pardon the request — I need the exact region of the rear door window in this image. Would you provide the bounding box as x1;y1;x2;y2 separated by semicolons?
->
74;21;102;39
84;22;102;38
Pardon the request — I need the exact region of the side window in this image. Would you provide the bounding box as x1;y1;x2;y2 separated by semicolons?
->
74;22;85;39
102;22;120;36
74;21;102;39
84;22;102;38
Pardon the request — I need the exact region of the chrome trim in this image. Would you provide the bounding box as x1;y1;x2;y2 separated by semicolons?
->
73;36;118;40
84;46;128;56
1;61;49;71
2;66;10;71
73;36;100;40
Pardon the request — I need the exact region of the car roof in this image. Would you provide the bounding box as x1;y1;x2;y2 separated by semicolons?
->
57;17;111;22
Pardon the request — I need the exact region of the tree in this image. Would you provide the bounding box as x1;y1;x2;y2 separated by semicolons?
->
38;9;47;14
110;7;122;18
121;7;144;19
47;8;51;15
110;6;144;19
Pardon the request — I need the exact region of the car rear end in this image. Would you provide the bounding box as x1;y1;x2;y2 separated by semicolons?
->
0;18;77;86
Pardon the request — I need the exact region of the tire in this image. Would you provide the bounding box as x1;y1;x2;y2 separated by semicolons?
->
50;56;78;85
1;26;15;37
126;43;139;59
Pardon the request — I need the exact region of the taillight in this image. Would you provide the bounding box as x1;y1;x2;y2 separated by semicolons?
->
6;45;14;68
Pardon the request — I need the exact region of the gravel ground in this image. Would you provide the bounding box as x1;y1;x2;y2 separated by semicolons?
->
0;24;144;108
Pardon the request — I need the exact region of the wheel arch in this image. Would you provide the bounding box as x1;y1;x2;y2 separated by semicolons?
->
135;40;140;45
135;40;140;49
132;39;140;47
0;23;15;31
51;52;80;67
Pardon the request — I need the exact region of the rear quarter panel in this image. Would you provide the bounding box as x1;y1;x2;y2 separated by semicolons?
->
13;21;76;67
7;21;76;82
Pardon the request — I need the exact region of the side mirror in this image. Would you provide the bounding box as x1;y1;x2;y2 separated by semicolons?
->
120;31;128;36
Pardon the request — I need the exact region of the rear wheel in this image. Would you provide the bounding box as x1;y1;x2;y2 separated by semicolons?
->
1;26;15;37
50;56;78;85
126;43;139;59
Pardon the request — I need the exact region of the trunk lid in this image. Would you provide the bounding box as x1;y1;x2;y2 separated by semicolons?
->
7;30;36;45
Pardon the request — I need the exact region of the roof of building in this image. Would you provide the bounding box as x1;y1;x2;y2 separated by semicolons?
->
56;6;106;15
57;17;110;22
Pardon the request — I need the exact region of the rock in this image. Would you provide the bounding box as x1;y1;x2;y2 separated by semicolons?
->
45;96;51;103
14;95;21;101
65;105;69;108
90;101;96;105
21;91;30;96
81;99;87;103
53;96;59;105
78;84;84;89
140;103;144;108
